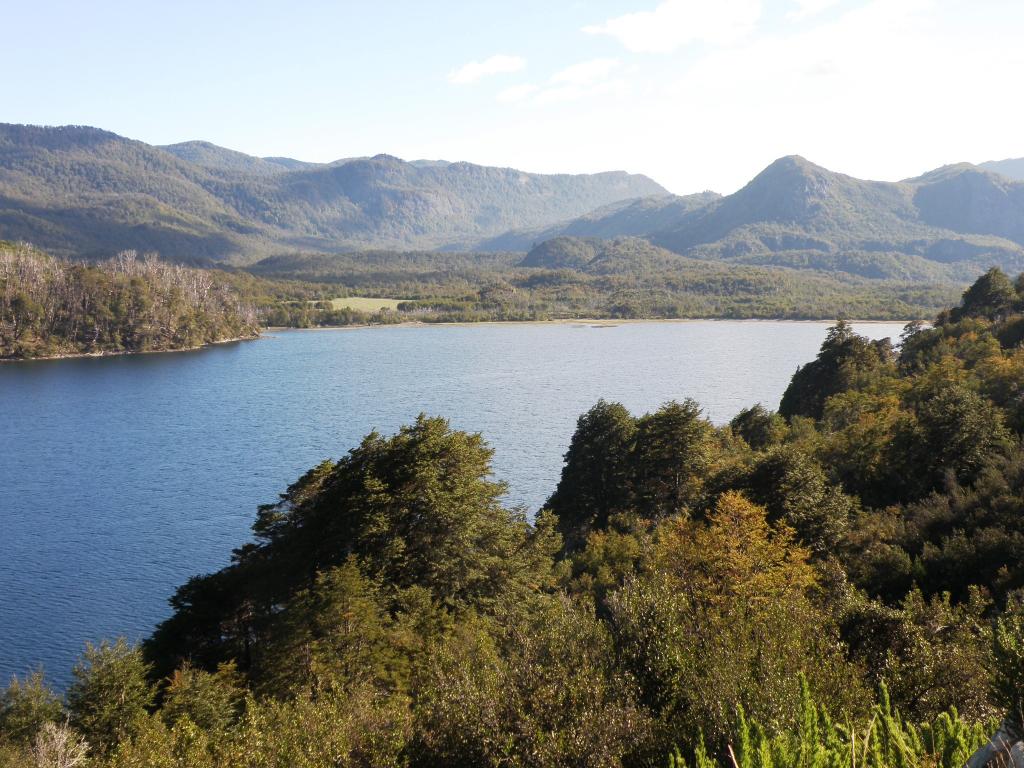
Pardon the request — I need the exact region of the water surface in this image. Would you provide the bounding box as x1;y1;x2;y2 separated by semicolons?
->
0;320;905;685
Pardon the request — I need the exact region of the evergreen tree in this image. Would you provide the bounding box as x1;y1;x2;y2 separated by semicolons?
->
545;400;637;552
632;399;714;519
66;639;154;755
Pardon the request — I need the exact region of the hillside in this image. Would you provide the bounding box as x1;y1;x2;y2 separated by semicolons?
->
645;156;1024;281
980;157;1024;180
0;123;665;262
160;140;317;176
484;156;1024;284
5;124;1024;285
474;192;720;251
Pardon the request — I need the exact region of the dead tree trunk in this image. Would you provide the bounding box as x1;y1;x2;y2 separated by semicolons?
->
966;718;1024;768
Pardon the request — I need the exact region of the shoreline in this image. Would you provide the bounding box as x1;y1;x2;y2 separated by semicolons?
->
265;316;915;332
0;334;261;363
4;317;916;362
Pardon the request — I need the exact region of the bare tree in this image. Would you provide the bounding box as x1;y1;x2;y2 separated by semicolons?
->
31;722;89;768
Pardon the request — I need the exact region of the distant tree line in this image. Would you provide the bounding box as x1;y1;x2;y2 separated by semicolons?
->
0;244;259;358
3;269;1024;768
246;242;961;325
0;240;965;351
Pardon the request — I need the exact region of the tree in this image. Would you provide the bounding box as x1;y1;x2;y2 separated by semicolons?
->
993;596;1024;727
957;267;1018;320
412;594;650;768
729;403;787;450
915;382;1010;486
740;446;855;556
255;559;400;697
66;639;154;755
147;416;561;676
609;492;863;749
259;415;559;607
161;662;244;738
0;670;63;745
30;722;89;768
233;684;410;768
780;321;894;420
633;399;714;519
545;400;637;552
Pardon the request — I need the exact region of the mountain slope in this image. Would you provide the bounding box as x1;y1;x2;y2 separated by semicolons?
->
474;192;720;251
0;123;666;262
910;164;1024;244
160;141;314;176
979;157;1024;181
0;125;266;262
644;156;1024;281
520;236;688;274
6;124;1024;284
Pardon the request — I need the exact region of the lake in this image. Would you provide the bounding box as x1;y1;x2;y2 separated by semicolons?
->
0;320;905;686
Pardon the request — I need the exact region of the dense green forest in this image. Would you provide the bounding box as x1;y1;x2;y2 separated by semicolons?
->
3;269;1024;767
2;238;961;359
249;239;961;324
0;243;260;359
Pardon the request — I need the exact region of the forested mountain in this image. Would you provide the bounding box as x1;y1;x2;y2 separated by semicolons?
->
159;141;318;176
4;270;1024;767
474;191;720;251
0;124;665;261
644;156;1024;281
5;123;1024;286
488;156;1024;284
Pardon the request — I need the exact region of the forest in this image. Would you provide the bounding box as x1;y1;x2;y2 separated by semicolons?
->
3;239;963;359
3;268;1024;767
0;244;259;359
249;240;961;326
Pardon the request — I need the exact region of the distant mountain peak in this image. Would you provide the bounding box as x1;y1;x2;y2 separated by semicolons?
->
0;123;121;150
160;139;300;177
717;155;856;226
765;154;818;170
980;157;1024;181
751;155;837;184
905;162;997;184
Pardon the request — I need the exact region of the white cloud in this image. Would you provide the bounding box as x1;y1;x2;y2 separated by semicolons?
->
448;54;525;85
788;0;841;21
549;58;620;86
421;0;1024;195
583;0;762;53
534;78;628;106
497;59;624;106
496;83;540;103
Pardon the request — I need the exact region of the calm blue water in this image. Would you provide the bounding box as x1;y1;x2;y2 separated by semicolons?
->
0;320;904;687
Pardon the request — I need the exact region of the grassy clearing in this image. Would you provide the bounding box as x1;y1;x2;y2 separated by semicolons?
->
326;297;404;312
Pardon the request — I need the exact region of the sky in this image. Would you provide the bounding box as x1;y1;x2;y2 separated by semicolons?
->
4;0;1024;194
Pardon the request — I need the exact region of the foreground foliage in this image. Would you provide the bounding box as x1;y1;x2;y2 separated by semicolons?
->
4;269;1024;767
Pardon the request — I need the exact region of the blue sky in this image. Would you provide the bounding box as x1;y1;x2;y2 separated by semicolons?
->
5;0;1024;193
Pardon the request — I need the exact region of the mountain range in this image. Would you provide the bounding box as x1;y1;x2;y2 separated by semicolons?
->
2;122;1024;283
0;124;664;261
502;157;1024;282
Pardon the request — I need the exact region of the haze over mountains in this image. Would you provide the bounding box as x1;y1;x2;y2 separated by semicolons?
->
2;122;1024;283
